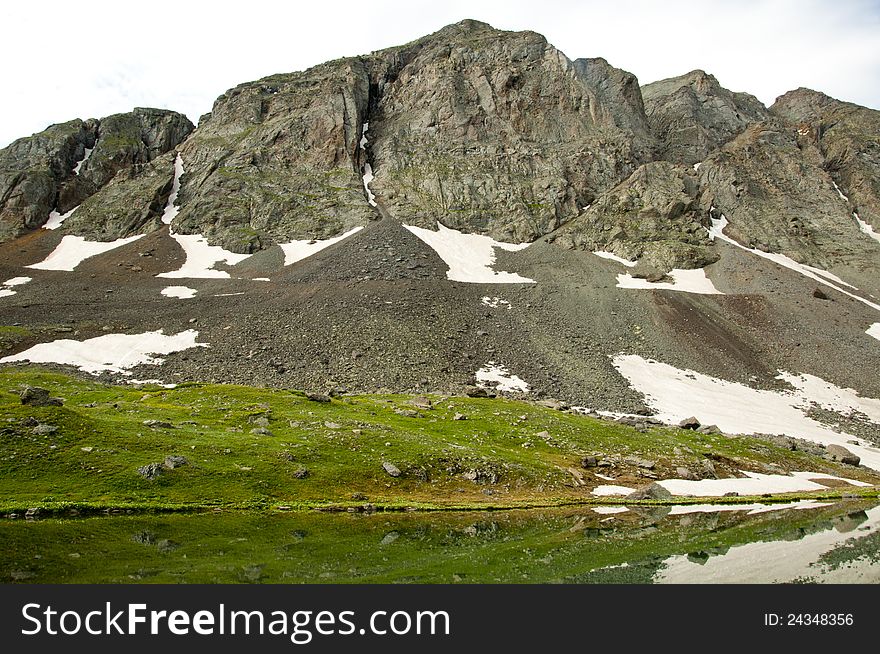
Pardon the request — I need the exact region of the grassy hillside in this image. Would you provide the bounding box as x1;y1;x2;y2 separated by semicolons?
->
1;366;877;513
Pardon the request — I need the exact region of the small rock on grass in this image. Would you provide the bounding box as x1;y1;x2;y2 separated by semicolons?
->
305;392;331;403
382;462;401;477
20;387;63;407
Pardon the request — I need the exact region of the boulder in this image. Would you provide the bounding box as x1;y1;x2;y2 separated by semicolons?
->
382;462;401;477
826;444;860;466
626;483;673;501
20;387;63;407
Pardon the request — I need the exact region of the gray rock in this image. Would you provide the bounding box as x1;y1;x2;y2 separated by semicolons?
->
143;419;174;429
137;463;164;480
679;416;701;430
293;468;309;479
624;455;656;469
626;483;673;501
581;455;598;468
382;462;401;477
20;387;63;407
250;427;272;435
305;392;331;403
452;413;467;421
826;444;861;466
409;396;433;410
675;466;698;480
697;424;721;435
32;423;58;435
163;455;189;469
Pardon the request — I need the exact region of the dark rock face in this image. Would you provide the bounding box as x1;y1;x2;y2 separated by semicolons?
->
368;21;655;243
642;70;770;165
0;109;193;242
772;87;880;238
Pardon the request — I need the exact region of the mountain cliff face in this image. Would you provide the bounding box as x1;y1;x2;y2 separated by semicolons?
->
0;109;192;241
0;20;878;431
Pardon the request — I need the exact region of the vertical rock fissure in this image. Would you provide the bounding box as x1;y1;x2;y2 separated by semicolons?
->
359;121;378;208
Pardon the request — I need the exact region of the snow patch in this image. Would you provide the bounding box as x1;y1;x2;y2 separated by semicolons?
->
0;289;15;299
161;154;184;225
481;296;511;309
403;222;534;283
278;226;364;266
73;147;93;175
44;206;78;230
668;500;831;516
709;213;879;311
693;162;702;171
592;506;629;515
475;362;530;393
611;354;880;472
161;285;197;299
158;234;251;279
656;471;869;497
593;250;637;267
3;277;31;287
27;234;144;271
592;485;635;497
616;268;722;295
0;329;207;375
868;323;880;342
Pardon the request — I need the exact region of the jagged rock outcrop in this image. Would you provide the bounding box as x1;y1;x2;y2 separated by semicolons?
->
642;70;769;165
772;88;880;236
697;121;877;271
0;108;193;242
367;20;655;243
172;60;375;253
551;160;717;271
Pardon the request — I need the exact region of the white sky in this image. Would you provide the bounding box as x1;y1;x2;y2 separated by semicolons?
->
1;0;878;147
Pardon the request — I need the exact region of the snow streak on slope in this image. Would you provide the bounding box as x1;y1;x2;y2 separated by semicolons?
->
593;251;637;267
161;154;184;224
27;234;144;271
404;222;534;283
612;354;880;472
832;181;880;244
709;213;880;311
655;504;880;584
868;323;880;342
73;147;93;175
0;330;207;375
278;226;364;266
44;206;78;230
360;123;377;207
616;268;722;295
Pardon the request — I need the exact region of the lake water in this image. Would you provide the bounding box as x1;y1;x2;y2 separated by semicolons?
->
2;501;878;583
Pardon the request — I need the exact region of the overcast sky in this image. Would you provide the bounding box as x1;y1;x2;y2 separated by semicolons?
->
2;0;878;147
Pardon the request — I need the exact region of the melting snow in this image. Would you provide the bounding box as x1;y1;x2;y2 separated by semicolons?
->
475;362;530;393
278;226;364;266
709;213;880;311
161;154;184;225
693;162;702;171
161;285;197;299
592;485;635;497
853;211;880;244
73;147;93;175
0;289;14;299
616;268;722;295
404;222;534;283
593;250;637;267
44;206;78;230
868;323;880;342
360;123;377;207
612;354;880;471
0;329;207;375
481;296;511;309
655;504;880;583
4;277;31;286
158;234;251;279
656;471;870;497
27;234;144;271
